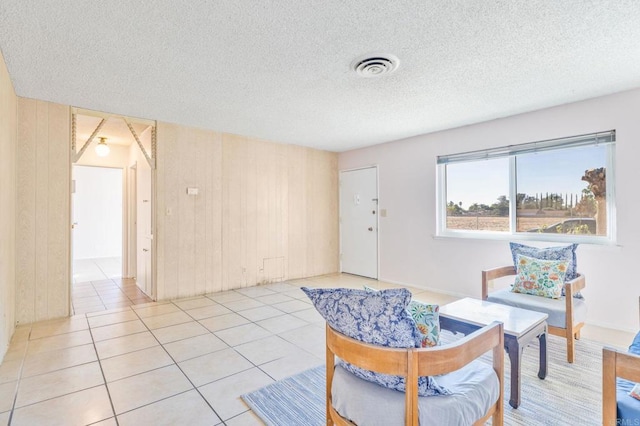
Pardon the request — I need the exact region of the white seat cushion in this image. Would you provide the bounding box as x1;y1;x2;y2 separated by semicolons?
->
331;360;499;426
487;288;586;329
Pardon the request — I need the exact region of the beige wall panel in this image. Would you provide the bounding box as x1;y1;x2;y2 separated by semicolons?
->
222;134;246;290
271;141;288;282
305;148;318;277
0;50;17;359
253;140;289;284
205;131;223;294
46;103;70;318
254;140;268;284
16;98;70;323
286;145;308;279
305;149;339;277
156;123;226;300
154;125;166;299
317;151;339;274
156;122;337;300
193;128;208;296
177;125;196;296
158;122;180;299
277;142;289;281
34;101;49;320
16;98;37;323
244;138;258;287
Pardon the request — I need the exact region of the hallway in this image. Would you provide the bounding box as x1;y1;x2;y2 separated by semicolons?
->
72;257;152;315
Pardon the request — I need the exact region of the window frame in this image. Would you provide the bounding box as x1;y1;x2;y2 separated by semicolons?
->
435;131;616;244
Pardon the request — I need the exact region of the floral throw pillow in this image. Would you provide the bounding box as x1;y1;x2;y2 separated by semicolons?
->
511;254;568;299
301;287;449;396
509;242;577;281
407;300;440;348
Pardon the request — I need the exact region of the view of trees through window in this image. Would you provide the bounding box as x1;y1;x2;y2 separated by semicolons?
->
444;143;609;237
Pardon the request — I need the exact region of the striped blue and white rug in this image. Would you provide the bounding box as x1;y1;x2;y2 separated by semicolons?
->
242;365;325;426
243;333;607;425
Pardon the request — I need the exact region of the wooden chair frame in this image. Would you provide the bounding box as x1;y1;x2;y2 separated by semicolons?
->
482;266;585;363
325;321;504;426
603;347;640;425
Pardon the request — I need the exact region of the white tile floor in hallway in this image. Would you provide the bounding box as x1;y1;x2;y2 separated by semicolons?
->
73;257;122;284
0;273;635;425
71;257;153;315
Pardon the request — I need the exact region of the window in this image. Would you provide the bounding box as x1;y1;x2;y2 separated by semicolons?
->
437;130;616;243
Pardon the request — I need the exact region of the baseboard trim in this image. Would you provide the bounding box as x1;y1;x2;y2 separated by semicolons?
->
378;277;471;299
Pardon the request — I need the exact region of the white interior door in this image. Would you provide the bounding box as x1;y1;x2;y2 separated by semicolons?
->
136;160;152;295
340;167;378;279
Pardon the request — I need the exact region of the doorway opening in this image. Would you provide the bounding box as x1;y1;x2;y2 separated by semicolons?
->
72;165;123;282
70;108;156;315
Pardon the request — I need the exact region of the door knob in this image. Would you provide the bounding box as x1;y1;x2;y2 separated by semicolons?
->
368;227;373;231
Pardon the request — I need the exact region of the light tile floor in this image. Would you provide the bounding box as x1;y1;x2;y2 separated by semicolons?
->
72;257;153;315
73;257;122;283
0;273;635;425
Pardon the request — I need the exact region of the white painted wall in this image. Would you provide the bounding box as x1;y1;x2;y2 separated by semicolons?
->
339;88;640;333
72;166;123;259
0;50;17;362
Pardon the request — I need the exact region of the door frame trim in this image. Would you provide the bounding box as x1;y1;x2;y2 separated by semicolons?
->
68;107;158;310
338;165;379;280
70;163;126;280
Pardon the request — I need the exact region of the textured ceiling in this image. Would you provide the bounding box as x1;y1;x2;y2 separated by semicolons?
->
1;1;640;152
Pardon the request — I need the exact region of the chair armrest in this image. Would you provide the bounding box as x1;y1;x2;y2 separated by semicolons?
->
603;347;640;425
416;321;504;376
482;266;516;300
563;273;586;298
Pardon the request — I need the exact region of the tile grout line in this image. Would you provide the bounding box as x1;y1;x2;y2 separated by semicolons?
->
3;282;307;424
118;301;228;423
6;326;30;425
86;314;121;426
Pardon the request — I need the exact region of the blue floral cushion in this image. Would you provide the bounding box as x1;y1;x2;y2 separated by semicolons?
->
363;285;440;347
301;287;450;396
509;242;578;281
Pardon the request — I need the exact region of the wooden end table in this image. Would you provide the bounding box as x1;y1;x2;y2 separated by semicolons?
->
439;297;548;409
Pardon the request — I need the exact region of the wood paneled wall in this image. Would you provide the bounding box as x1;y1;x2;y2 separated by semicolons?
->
16;99;70;323
0;51;17;359
11;106;337;323
156;122;339;300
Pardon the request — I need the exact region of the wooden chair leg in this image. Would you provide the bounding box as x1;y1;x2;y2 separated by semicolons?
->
567;330;575;363
574;329;581;340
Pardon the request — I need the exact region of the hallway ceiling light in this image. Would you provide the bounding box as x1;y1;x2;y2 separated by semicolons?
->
95;137;110;157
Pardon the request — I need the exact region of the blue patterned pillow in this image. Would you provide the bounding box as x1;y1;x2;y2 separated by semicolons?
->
301;287;450;396
510;242;578;281
363;285;440;347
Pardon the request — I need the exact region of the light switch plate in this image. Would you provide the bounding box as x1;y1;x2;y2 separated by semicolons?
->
187;187;199;195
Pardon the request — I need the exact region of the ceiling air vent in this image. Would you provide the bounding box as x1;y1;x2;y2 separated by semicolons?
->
352;54;399;77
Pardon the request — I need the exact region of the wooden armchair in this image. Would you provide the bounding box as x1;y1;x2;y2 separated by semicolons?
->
603;346;640;424
325;321;504;425
482;266;586;363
